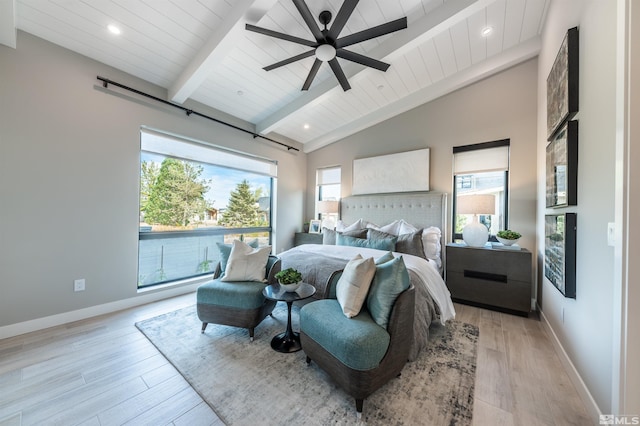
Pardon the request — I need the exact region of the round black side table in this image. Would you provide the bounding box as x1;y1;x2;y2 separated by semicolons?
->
262;283;316;353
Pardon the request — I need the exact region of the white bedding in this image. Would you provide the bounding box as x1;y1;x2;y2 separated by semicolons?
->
288;244;456;325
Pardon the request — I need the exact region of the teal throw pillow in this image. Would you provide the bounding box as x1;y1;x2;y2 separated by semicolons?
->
366;256;411;329
336;234;397;251
216;239;259;275
322;228;368;245
375;251;395;265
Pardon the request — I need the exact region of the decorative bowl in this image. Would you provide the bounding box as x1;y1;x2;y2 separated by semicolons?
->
496;236;520;246
278;281;302;292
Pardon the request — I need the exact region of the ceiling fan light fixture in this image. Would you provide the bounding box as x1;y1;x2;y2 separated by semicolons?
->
315;44;336;62
246;0;408;91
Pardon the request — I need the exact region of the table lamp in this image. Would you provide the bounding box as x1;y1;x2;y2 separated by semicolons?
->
316;200;339;231
457;194;495;247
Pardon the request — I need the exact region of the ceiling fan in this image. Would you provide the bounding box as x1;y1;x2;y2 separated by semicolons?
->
245;0;407;91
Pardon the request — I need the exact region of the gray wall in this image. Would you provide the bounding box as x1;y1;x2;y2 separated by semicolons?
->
0;32;306;328
536;0;617;413
306;59;538;260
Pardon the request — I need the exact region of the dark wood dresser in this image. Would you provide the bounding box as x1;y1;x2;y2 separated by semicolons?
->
294;232;323;246
445;243;532;316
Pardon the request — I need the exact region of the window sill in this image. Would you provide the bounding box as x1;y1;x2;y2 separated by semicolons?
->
137;275;212;294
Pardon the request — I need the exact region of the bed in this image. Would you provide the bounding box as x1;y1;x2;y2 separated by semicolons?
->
279;191;456;360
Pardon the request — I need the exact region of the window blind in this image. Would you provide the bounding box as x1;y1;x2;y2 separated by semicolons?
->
317;166;341;185
453;141;510;174
141;128;277;177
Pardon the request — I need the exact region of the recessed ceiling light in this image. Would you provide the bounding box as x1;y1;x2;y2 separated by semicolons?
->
377;85;385;90
303;124;310;130
237;90;244;96
481;26;493;37
107;24;121;35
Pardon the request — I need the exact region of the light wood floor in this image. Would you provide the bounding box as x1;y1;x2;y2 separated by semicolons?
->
0;295;593;426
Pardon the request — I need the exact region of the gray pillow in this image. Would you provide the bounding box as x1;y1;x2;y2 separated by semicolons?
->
367;228;426;259
322;228;367;245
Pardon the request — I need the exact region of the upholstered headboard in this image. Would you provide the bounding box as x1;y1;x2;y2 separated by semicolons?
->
338;191;448;271
340;191;447;233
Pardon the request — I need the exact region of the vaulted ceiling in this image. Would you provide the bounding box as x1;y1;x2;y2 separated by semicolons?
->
1;0;549;152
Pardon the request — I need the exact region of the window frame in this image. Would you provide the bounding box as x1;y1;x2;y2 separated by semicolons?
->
315;166;341;221
138;130;275;288
452;139;510;242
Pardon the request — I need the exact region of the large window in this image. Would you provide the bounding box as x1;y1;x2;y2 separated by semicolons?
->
452;140;510;242
138;129;276;288
316;166;341;229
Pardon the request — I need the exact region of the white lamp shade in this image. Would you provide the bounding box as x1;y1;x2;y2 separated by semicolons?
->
457;194;495;215
317;200;339;214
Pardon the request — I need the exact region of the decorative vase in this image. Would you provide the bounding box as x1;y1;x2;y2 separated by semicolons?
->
462;216;489;247
278;280;302;292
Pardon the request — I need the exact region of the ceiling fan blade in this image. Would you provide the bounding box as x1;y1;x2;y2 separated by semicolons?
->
302;59;323;90
246;23;317;47
292;0;324;41
329;0;359;39
336;16;407;48
264;50;316;71
336;49;389;71
328;58;351;91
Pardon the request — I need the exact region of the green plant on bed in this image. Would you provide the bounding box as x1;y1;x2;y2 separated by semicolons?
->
497;230;521;240
275;268;303;284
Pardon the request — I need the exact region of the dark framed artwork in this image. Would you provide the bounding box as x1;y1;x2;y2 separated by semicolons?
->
547;26;579;141
544;213;577;298
546;120;578;207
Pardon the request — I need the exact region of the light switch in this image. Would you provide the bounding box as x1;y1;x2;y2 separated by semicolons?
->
607;222;615;247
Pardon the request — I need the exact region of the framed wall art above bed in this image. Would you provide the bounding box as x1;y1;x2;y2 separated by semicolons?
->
352;149;430;195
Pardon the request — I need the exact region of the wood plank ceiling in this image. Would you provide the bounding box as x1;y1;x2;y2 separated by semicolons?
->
2;0;549;152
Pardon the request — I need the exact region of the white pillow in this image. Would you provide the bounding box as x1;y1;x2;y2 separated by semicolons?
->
398;219;418;235
220;240;272;282
336;255;376;318
422;226;442;264
366;220;401;236
336;218;365;232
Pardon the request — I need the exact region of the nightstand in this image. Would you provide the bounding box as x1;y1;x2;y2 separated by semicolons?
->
294;232;322;246
445;243;532;316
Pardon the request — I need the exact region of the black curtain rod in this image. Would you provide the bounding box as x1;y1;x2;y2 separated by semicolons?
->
96;76;299;152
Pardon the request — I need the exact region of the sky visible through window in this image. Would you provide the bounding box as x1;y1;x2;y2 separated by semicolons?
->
141;151;270;212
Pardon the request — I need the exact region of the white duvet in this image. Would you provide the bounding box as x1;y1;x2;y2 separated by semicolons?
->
289;244;456;325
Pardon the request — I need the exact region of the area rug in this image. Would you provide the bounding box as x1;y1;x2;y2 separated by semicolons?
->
135;304;478;425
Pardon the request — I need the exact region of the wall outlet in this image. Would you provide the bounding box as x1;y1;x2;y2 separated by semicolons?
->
74;279;85;292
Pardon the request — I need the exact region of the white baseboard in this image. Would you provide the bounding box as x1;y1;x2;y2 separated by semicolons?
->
0;282;202;340
539;307;602;422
